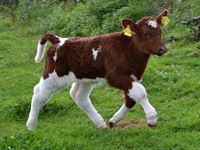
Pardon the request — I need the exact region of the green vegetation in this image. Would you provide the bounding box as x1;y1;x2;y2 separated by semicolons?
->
0;0;200;149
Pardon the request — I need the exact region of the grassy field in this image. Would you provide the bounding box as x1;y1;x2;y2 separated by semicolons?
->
0;5;200;150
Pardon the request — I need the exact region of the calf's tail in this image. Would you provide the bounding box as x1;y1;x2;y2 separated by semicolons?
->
35;33;60;63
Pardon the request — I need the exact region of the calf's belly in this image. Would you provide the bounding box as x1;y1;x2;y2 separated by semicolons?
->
42;70;106;92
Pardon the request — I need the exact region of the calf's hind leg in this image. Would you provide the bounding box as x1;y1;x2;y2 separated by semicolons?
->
70;82;80;100
26;75;64;130
70;83;107;128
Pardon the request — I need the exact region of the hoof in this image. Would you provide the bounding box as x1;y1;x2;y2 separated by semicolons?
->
108;121;115;129
26;124;36;131
147;124;157;129
96;121;107;129
146;110;157;128
26;119;37;131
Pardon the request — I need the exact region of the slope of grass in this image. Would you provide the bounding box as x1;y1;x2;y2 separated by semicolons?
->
0;4;200;150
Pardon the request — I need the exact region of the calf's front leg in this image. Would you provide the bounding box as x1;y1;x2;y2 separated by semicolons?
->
107;74;157;127
127;82;157;127
108;94;136;127
108;103;130;128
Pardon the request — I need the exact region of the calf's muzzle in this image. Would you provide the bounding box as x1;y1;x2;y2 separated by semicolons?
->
156;45;168;56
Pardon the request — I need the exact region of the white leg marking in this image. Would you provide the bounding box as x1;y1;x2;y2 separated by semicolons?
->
26;81;52;130
109;103;129;124
70;82;79;100
128;82;157;126
73;83;107;128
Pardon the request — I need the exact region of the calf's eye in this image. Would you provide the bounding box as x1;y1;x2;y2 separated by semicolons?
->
144;33;150;38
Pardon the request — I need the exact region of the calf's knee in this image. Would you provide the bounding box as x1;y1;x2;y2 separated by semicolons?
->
32;84;51;105
127;82;147;103
70;83;79;100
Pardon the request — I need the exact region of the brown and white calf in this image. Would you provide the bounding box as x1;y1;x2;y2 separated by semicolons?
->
26;10;169;130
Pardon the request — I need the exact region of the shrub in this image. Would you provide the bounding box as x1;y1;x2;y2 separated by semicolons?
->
38;0;159;36
39;3;100;36
0;0;18;6
101;0;158;33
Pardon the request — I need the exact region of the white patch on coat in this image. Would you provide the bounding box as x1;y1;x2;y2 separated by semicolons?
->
92;46;102;61
35;40;47;63
46;71;106;88
42;71;70;91
53;51;57;62
127;82;157;125
53;70;103;87
147;20;157;28
53;36;69;62
55;35;68;46
59;38;69;46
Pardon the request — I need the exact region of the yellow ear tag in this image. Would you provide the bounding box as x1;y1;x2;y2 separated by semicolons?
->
161;16;170;26
123;25;132;37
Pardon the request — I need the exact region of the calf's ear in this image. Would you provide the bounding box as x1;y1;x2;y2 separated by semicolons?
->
156;9;170;27
121;19;137;37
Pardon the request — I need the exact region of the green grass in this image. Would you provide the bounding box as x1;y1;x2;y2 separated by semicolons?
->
0;10;200;150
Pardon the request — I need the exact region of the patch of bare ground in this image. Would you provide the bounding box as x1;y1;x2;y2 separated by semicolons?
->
110;119;146;130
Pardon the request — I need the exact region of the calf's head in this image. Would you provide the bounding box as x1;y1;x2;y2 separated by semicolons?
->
121;9;169;56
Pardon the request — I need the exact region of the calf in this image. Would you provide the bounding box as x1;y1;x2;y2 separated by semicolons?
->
26;10;169;130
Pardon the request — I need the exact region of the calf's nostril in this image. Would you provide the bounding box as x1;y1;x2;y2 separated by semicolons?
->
156;47;168;56
159;47;167;53
158;49;164;53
